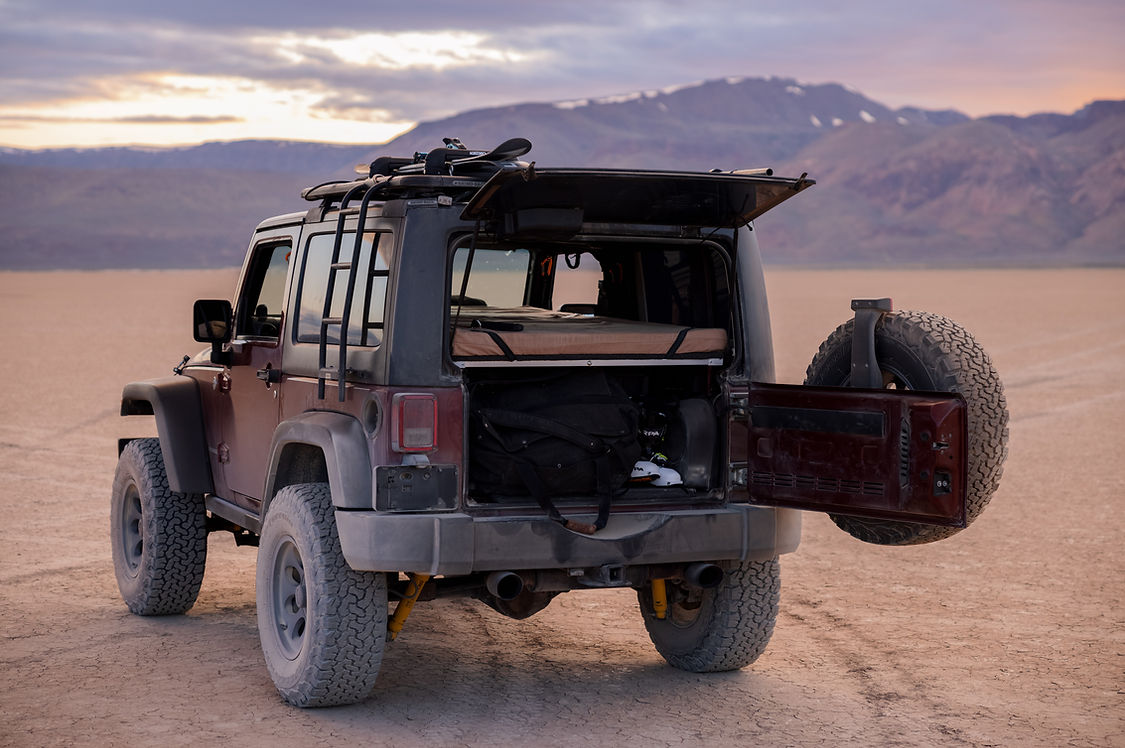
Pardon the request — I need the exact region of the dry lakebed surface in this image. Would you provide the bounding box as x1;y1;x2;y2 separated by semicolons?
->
1;267;1122;747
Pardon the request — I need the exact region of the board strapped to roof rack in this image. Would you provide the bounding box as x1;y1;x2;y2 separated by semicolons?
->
394;137;532;176
300;137;533;208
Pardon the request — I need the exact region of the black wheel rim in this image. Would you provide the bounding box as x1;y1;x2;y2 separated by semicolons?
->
119;482;143;575
271;538;308;660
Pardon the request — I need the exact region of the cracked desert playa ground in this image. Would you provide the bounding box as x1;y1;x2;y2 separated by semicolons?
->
1;268;1121;747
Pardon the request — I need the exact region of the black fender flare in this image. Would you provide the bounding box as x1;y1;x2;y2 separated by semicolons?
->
263;411;372;514
120;377;213;494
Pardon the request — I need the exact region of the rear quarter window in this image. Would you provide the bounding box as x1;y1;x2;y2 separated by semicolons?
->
296;231;390;346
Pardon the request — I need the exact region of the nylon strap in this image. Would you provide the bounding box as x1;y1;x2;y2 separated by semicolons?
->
479;408;604;452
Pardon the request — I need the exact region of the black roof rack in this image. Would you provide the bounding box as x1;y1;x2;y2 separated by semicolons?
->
301;137;534;217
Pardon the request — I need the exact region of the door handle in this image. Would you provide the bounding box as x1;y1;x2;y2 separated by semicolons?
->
256;366;281;385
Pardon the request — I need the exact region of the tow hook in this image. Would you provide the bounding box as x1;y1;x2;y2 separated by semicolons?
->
850;298;892;388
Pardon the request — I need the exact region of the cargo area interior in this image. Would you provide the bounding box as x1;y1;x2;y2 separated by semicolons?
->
450;239;736;509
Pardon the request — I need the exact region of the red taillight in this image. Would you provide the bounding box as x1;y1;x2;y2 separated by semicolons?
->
391;393;437;452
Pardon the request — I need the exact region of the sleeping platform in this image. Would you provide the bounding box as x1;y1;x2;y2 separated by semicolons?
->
450;306;728;368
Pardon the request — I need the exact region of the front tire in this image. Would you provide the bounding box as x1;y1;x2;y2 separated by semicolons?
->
639;558;780;672
110;438;207;615
805;310;1009;545
256;483;387;707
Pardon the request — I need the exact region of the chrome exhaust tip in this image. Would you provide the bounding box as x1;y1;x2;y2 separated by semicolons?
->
485;571;525;601
684;562;724;589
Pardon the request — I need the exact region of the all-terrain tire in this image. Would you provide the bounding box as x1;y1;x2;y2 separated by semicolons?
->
110;438;207;615
639;558;780;672
805;310;1009;545
256;483;387;708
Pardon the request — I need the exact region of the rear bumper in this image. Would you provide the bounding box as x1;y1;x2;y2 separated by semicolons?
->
335;505;802;575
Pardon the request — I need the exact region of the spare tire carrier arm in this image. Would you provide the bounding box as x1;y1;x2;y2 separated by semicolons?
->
850;298;893;388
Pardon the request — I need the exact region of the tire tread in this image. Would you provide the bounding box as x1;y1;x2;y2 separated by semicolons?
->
111;438;207;615
642;558;780;672
257;483;387;708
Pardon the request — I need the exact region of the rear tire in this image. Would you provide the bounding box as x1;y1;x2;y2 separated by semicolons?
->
639;558;780;672
110;438;207;615
256;483;387;707
805;310;1009;545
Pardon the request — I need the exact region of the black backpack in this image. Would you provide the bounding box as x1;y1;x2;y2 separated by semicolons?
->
469;371;641;534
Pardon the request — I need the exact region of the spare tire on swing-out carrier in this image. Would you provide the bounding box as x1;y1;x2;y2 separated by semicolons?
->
804;309;1010;545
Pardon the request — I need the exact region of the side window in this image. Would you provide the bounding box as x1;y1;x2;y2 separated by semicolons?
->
551;251;600;311
450;247;530;308
296;232;390;346
237;242;291;339
639;248;730;328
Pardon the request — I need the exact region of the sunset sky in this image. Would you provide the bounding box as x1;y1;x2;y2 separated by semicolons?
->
2;0;1123;149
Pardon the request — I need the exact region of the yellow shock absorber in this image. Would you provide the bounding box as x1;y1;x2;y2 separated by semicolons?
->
387;573;431;641
651;578;668;620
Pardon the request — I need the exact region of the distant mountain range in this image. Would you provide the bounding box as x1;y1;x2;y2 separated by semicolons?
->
1;76;1122;269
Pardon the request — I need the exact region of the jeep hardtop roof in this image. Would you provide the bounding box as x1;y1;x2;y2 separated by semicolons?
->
255;211;306;232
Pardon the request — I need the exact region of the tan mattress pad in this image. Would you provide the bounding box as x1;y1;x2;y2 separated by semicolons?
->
451;306;728;360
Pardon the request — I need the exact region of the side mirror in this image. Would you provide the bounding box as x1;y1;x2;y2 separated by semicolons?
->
193;299;233;366
193;299;233;343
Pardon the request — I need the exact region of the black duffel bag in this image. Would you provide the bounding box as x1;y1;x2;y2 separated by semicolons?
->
470;370;641;534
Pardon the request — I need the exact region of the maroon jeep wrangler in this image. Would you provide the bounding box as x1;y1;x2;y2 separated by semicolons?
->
112;138;1008;707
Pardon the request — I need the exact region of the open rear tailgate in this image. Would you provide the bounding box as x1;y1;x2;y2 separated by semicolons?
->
462;168;814;229
728;383;968;526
